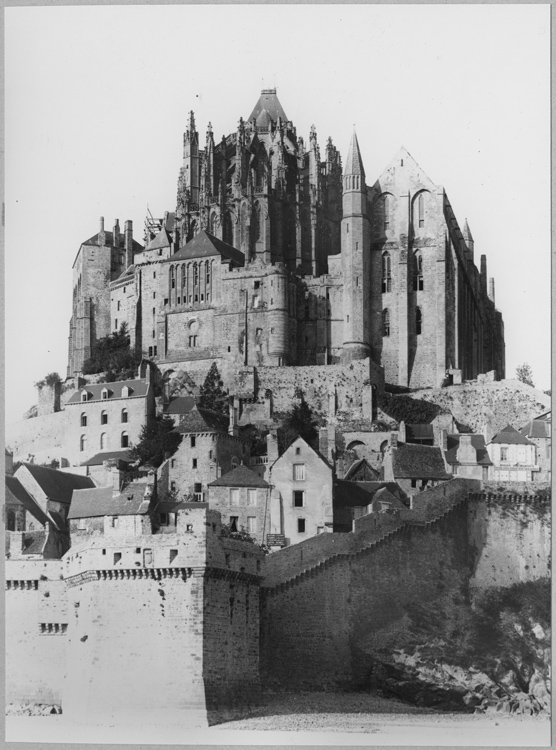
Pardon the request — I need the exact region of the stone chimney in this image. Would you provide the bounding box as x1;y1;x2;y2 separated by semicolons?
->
456;435;476;465
124;220;134;268
112;466;123;496
398;420;406;444
228;396;239;437
483;422;492;444
480;255;488;294
113;219;120;249
440;428;448;452
488;278;495;305
99;216;105;246
389;432;398;449
318;427;328;460
267;430;279;465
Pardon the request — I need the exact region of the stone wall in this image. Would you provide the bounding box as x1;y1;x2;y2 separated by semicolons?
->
6;560;67;704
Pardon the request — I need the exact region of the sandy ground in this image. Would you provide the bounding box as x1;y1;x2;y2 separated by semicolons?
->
5;692;551;746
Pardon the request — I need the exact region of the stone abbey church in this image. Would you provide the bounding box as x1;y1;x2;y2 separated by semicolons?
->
67;89;505;389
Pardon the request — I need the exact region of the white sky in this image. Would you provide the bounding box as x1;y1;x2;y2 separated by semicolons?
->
5;4;551;427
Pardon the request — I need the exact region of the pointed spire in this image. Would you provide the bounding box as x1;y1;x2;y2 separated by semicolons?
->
188;111;196;134
463;218;473;242
344;129;365;181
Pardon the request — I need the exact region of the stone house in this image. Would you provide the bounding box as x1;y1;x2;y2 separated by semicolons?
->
207;465;271;543
333;480;408;532
158;401;250;502
486;425;539;482
266;436;334;547
14;463;95;526
443;433;492;481
342;458;380;482
80;450;134;485
65;377;155;463
520;412;551;482
381;436;452;498
68;473;156;541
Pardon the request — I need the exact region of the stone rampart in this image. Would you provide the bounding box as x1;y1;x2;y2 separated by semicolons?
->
6;560;67;705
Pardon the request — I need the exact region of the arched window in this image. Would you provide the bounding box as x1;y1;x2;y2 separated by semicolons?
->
80;435;87;452
382;252;392;293
170;265;175;289
414;253;424;291
101;388;108;400
100;433;107;450
101;410;108;425
383;194;390;231
81;413;87;427
121;408;128;423
7;510;16;531
81;390;88;402
231;456;239;468
418;193;425;228
121;432;129;448
382;309;390;337
181;264;186;300
416;307;423;335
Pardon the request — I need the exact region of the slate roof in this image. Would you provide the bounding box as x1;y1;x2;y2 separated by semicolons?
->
490;425;534;446
18;464;95;504
177;406;229;434
68;484;153;519
82;230;143;252
81;450;134;466
520;419;551;440
209;465;269;488
164;396;196;415
146;227;172;251
5;476;50;527
406;424;434;442
343;458;379;482
22;532;46;555
67;378;149;405
391;444;452;480
344;130;365;180
334;480;405;509
371;487;407;511
169;231;244;266
445;435;492;466
248;89;289;123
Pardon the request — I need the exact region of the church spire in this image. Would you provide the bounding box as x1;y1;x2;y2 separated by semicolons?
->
344;129;365;182
463;218;473;242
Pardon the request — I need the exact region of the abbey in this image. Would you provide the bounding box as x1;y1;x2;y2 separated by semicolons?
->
67;89;505;389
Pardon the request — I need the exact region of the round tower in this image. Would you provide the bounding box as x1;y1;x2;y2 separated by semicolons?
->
341;130;371;363
267;267;290;365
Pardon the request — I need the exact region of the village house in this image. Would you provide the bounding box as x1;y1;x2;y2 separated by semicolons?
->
333;480;408;532
207;464;271;543
486;424;539;482
381;435;452;498
520;412;551;482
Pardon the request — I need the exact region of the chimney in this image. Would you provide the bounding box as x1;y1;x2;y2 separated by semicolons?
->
480;255;488;293
483;422;492;444
124;220;134;268
488;278;495;305
112;466;123;496
398;420;406;444
267;430;279;465
318;427;328;460
228;396;239;437
440;428;448;452
113;219;121;249
99;216;105;246
326;422;336;464
456;434;476;465
389;432;398;449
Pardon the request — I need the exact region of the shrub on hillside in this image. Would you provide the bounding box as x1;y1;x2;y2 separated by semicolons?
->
83;324;140;380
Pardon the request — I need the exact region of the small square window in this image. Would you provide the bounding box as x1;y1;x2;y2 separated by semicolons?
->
247;516;257;533
171;481;176;492
293;463;306;481
192;458;197;469
293;491;304;507
297;518;306;534
114;552;122;564
194;483;202;493
160;513;169;526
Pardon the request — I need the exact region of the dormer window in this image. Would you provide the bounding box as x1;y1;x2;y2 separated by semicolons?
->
121;385;132;398
80;390;88;402
101;388;109;400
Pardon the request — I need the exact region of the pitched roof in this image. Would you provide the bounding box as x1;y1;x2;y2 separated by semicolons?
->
343;458;379;482
5;476;50;527
17;464;95;504
406;424;434;441
344;130;365;180
490;424;535;446
444;435;492;466
22;532;46;555
248;89;289;124
209;464;269;488
68;483;153;519
164;396;196;415
391;444;452;480
520;419;551;439
67;378;149;405
146;227;172;251
80;450;134;466
334;480;404;508
169;231;244;266
82;230;143;253
177;406;229;434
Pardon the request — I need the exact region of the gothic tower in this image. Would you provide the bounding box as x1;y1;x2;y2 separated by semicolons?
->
341;131;371;363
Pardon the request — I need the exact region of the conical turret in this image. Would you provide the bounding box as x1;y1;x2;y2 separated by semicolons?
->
344;129;366;184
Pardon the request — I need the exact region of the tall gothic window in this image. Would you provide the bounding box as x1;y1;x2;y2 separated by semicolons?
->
414;253;424;291
382;252;392;293
416;307;422;335
205;261;211;301
418;193;425;228
383;194;390;231
382;309;390;337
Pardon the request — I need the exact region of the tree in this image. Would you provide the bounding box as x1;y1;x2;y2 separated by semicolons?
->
516;363;535;388
83;323;140;380
277;398;319;453
198;363;229;415
35;372;62;388
128;415;182;469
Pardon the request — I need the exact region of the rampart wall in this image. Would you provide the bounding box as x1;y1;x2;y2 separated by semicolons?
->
5;560;67;705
